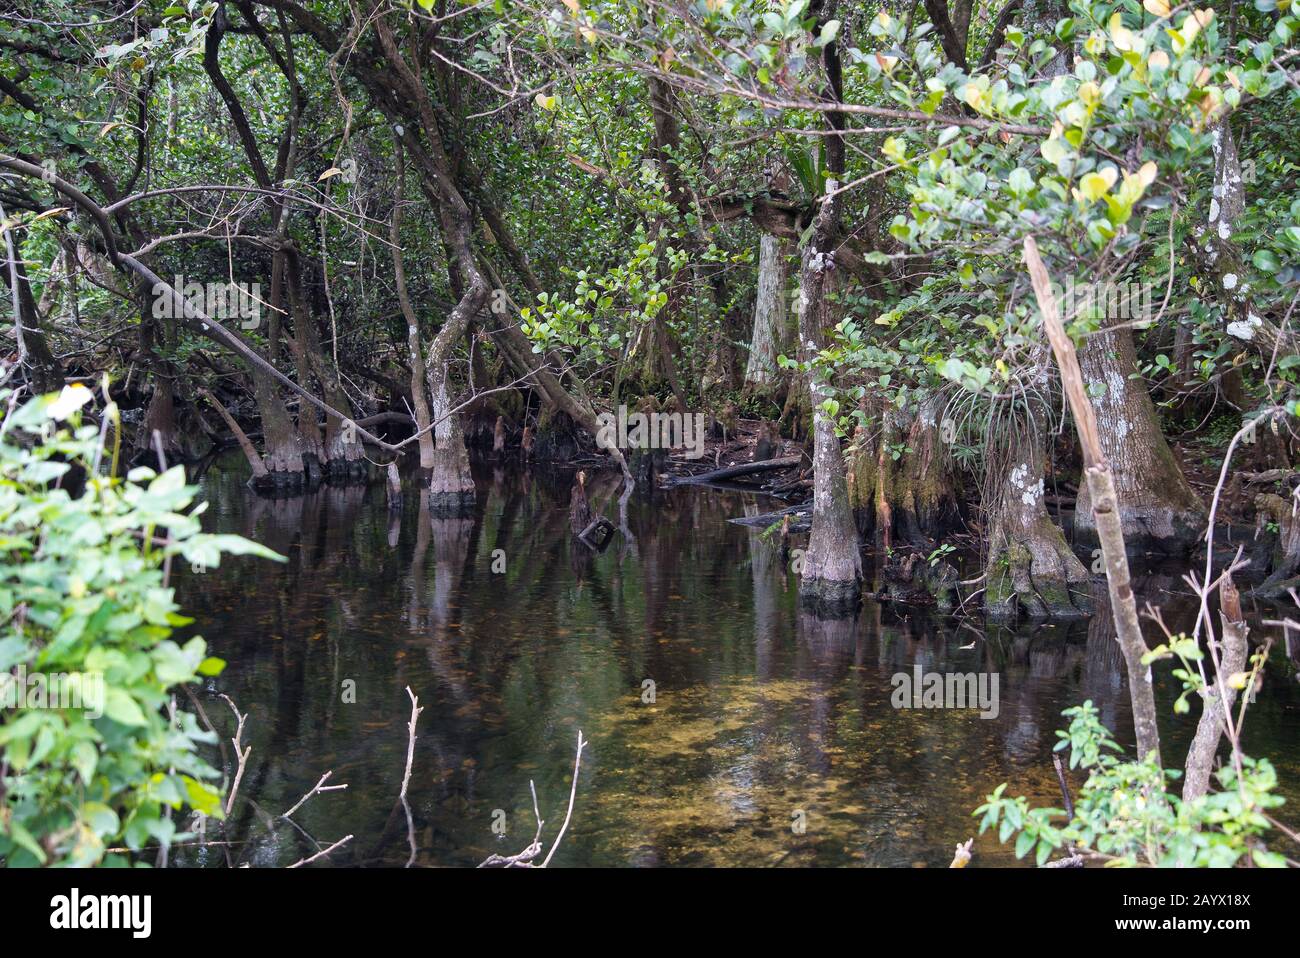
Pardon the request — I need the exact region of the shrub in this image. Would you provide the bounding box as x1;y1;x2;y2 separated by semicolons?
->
0;383;281;866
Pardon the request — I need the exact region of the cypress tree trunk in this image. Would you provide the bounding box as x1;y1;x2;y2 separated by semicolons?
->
134;279;184;464
0;238;63;394
1076;324;1206;552
284;295;325;481
139;368;182;462
847;393;961;548
985;378;1093;619
251;368;305;486
392;143;437;471
797;184;861;614
744;234;790;393
1203;120;1297;359
285;262;365;480
425;278;487;516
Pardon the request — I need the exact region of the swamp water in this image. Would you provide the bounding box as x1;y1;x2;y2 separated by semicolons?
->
172;455;1300;867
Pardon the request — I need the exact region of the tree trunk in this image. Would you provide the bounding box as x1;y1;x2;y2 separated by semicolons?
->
1;234;63;393
1076;324;1206;552
797;184;861;614
250;367;305;485
744;234;790;393
1183;578;1248;802
139;368;182;463
1203;121;1297;361
424;278;487;515
985;386;1093;618
392;142;437;471
201;387;269;480
134;278;183;464
847;393;961;548
1252;492;1300;595
284;261;364;479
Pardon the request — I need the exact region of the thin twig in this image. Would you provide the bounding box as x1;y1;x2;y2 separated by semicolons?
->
540;730;587;868
280;770;348;821
400;686;423;802
287;834;353;868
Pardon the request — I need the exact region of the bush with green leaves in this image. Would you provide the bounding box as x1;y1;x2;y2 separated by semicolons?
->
974;700;1287;867
0;382;281;866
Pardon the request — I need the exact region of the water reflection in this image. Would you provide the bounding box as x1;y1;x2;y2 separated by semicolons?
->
172;456;1300;867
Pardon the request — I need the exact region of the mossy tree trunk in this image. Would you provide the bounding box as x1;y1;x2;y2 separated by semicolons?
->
985;384;1092;619
847;394;961;549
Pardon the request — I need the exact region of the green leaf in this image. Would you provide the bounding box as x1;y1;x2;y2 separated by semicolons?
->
71;740;98;785
182;776;224;818
1253;248;1282;273
816;19;840;47
81;802;120;836
5;821;48;865
102;687;148;727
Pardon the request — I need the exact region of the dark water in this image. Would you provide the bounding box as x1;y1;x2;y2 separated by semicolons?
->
172;454;1300;867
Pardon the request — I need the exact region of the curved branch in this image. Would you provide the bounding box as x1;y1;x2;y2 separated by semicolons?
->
0;153;401;454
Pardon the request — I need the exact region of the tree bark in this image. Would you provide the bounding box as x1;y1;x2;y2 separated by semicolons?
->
984;388;1093;618
0;221;63;393
1202;121;1298;361
1076;324;1206;552
847;393;961;548
391;142;436;471
424;277;486;515
744;234;790;393
250;366;304;480
1183;577;1248;802
797;183;861;614
200;387;269;480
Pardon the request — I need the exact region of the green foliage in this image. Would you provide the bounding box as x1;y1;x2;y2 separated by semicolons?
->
521;227;680;361
926;543;955;566
975;701;1287;867
0;384;282;866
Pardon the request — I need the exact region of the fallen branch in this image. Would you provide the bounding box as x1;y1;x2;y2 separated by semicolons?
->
662;455;801;486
